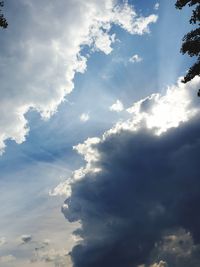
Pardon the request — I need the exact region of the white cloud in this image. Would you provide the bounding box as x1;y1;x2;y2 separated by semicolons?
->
80;113;90;122
150;261;167;267
50;137;101;197
154;3;160;10
0;0;158;154
129;54;143;63
71;233;83;244
112;2;158;35
138;263;167;267
110;99;124;112
108;76;200;136
49;180;72;197
74;137;101;166
51;76;200;196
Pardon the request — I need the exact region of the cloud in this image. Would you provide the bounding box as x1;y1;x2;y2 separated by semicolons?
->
138;262;167;267
149;261;167;267
109;100;124;112
129;54;143;63
54;77;200;199
0;0;158;154
31;248;71;267
43;239;51;246
146;228;200;267
21;235;32;244
0;237;6;246
154;3;160;10
0;234;73;267
111;76;200;136
49;180;72;197
58;76;200;267
0;254;16;263
80;113;90;122
112;2;158;35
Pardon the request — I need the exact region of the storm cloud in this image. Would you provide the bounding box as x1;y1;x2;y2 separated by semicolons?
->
62;77;200;267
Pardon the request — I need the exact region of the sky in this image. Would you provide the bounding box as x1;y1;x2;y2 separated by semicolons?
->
0;0;200;267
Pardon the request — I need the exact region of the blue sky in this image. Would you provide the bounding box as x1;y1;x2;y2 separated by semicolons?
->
0;1;200;266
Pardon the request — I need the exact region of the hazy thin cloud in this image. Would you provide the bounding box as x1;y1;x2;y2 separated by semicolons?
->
154;3;160;10
80;113;90;122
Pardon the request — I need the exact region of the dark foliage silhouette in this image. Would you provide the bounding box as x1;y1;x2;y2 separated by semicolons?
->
0;1;8;29
175;0;200;86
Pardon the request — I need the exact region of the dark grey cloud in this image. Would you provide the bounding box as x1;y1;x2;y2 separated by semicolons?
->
149;228;200;267
21;235;32;244
63;115;200;267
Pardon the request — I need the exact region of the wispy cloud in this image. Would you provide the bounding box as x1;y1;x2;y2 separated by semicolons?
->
154;3;160;10
80;113;90;122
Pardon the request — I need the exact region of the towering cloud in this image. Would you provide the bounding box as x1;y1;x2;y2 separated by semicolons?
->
60;76;200;267
0;0;157;153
